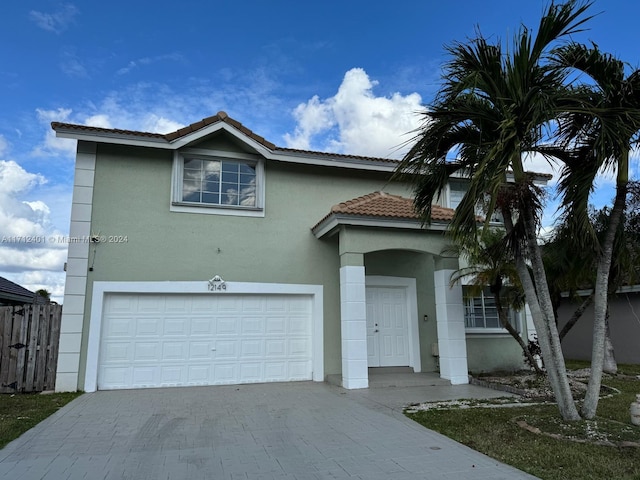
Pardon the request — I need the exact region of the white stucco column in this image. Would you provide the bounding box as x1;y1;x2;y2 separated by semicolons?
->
339;255;368;389
56;141;96;392
434;257;469;385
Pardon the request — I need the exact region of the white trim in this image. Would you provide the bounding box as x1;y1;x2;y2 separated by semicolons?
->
56;141;96;392
169;150;266;217
84;280;324;393
365;276;421;373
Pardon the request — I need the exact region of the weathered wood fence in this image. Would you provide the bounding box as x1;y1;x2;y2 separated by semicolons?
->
0;304;62;393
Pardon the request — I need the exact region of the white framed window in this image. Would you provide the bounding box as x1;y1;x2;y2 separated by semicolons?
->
171;150;265;217
448;179;466;210
463;286;519;333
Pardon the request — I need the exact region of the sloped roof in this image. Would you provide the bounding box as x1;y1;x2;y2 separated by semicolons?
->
51;111;399;165
329;191;455;221
312;191;455;238
0;276;39;303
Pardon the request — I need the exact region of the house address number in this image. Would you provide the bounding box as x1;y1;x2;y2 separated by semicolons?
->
207;275;227;292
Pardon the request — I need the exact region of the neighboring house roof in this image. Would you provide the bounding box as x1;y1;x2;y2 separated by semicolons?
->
0;277;42;304
312;191;455;238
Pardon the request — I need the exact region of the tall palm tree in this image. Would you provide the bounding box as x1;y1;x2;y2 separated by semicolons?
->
396;0;594;420
552;43;640;418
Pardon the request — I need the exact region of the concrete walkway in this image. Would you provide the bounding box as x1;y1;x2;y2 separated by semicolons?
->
0;375;538;479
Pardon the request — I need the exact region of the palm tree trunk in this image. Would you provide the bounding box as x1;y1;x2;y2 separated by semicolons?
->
603;307;617;375
503;205;580;420
493;291;544;374
582;154;628;418
559;293;594;342
520;204;580;419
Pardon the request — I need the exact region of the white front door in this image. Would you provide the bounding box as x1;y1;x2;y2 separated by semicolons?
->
366;286;410;367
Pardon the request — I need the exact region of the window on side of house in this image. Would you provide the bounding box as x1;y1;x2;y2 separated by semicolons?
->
463;286;519;332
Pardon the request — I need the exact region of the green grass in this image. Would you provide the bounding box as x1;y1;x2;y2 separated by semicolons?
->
406;363;640;480
0;392;81;449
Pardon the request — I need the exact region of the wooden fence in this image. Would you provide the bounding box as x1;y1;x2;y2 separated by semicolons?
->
0;304;62;393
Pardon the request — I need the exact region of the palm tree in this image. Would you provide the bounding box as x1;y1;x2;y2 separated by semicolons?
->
448;228;544;373
396;1;594;420
552;43;640;418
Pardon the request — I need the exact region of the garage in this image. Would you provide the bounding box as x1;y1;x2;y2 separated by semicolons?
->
97;292;313;390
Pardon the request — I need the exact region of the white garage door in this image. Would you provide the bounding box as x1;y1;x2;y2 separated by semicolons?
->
98;293;313;390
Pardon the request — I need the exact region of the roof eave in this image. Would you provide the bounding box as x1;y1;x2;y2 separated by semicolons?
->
312;213;449;239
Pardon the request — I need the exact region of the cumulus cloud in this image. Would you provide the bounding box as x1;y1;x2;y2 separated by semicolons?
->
29;4;79;34
0;161;66;287
284;68;426;158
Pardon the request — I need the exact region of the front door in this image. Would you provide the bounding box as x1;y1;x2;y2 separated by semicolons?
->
366;286;409;367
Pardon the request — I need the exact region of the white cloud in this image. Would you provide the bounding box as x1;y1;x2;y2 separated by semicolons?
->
284;68;426;158
116;54;185;76
32;108;77;158
84;114;112;129
29;4;79;34
0;161;65;276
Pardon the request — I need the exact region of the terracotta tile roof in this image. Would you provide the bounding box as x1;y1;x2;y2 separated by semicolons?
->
326;191;454;222
51;111;401;164
51;111;280;147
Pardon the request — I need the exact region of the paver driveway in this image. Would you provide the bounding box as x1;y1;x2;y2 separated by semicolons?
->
0;382;537;479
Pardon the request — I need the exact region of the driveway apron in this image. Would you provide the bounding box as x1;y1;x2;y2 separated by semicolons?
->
0;382;538;479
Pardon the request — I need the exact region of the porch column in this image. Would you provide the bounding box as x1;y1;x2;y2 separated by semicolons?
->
339;253;368;389
434;257;469;384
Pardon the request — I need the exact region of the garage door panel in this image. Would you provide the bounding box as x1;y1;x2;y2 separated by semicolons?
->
162;342;187;361
104;317;133;337
137;296;164;313
265;317;286;334
289;338;310;356
289;316;310;334
190;317;213;336
265;339;286;356
164;317;189;336
133;342;159;361
103;341;133;360
188;365;210;383
101;366;130;388
241;317;265;334
216;317;239;335
98;293;313;390
189;341;211;359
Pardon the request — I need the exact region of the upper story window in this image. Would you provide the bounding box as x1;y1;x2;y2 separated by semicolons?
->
448;180;466;210
171;150;265;217
182;158;256;207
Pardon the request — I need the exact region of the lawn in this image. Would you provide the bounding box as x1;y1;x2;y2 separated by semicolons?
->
0;392;82;449
406;362;640;480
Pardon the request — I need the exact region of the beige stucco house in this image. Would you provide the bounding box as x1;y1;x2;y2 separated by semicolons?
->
51;112;534;392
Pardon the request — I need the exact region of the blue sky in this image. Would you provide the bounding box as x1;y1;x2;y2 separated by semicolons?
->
1;1;639;301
